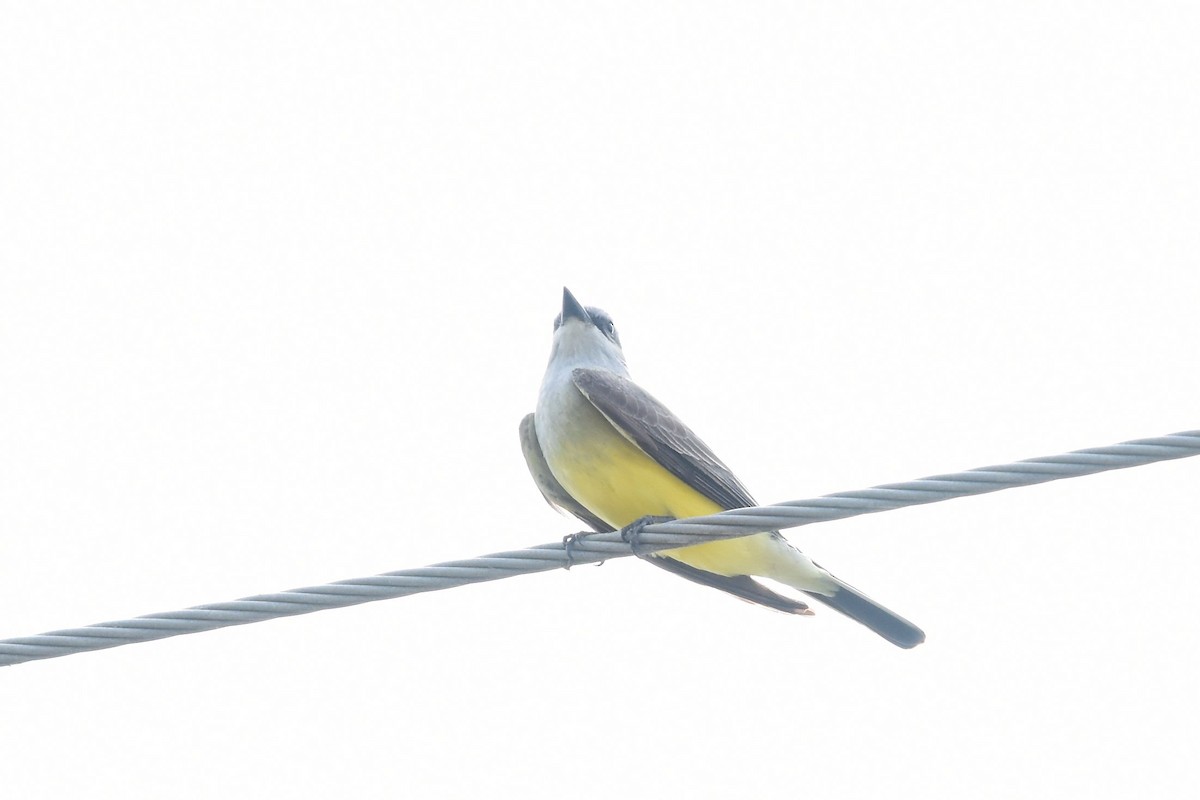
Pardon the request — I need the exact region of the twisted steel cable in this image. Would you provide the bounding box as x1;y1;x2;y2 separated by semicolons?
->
2;430;1196;667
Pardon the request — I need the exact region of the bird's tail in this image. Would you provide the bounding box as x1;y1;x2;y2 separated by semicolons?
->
803;579;925;649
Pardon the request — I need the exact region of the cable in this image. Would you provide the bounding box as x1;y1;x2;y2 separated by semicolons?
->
2;430;1196;667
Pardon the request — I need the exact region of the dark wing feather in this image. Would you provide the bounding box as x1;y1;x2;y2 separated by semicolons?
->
570;368;755;511
568;371;815;614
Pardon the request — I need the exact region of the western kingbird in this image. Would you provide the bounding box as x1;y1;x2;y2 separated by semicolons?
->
520;287;924;648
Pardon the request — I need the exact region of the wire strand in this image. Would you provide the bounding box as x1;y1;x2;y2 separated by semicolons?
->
2;430;1196;667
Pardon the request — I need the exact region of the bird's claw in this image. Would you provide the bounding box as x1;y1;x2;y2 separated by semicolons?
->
620;515;675;558
562;532;586;569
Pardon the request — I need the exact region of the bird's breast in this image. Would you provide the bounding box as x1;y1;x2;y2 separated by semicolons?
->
535;378;722;529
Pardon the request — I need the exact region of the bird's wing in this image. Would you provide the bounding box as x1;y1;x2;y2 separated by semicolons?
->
570;368;756;510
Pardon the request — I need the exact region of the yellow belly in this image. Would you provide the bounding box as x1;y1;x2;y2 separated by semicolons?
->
552;424;775;577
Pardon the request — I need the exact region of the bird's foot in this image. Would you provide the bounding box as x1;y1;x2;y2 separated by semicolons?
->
561;531;590;569
620;515;675;558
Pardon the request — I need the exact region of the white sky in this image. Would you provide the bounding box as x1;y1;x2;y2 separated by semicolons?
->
2;3;1199;798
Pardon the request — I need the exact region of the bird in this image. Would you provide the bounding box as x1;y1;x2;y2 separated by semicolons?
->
519;287;924;648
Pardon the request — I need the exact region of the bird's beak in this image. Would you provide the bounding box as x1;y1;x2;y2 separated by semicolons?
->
561;287;590;324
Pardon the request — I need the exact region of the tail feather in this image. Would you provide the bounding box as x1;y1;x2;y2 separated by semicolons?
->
804;580;925;649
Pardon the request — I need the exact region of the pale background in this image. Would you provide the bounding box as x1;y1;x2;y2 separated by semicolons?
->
2;3;1198;798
